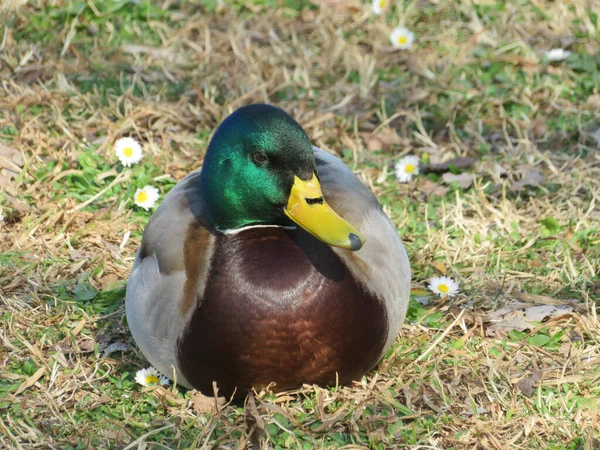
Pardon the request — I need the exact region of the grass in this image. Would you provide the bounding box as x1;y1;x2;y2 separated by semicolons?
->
1;0;599;448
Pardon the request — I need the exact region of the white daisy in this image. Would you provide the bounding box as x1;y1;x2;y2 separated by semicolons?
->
133;185;160;211
544;48;571;62
134;366;171;387
115;137;143;167
372;0;388;15
389;26;415;50
394;155;420;183
428;276;460;297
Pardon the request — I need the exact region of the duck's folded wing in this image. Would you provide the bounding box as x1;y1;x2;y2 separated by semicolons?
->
126;170;214;388
314;146;411;353
138;170;213;274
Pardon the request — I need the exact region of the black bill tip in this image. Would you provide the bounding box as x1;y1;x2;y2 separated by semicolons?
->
348;233;363;251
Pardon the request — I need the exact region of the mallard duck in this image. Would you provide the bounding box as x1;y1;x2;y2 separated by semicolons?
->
125;104;410;398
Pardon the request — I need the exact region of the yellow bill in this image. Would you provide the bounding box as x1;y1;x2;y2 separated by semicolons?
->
284;174;364;251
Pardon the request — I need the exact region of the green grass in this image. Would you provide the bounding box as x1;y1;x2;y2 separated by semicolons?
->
1;0;599;448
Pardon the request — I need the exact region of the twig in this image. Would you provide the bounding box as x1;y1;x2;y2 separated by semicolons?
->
414;309;465;363
122;424;175;450
75;172;130;211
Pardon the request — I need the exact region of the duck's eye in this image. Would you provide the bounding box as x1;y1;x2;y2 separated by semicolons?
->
252;150;268;165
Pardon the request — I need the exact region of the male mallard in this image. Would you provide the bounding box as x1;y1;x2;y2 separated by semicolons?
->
125;104;410;398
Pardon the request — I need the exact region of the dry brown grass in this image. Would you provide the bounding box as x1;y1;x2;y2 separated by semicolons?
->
1;0;599;448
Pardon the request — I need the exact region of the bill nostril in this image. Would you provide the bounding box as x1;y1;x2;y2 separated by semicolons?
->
349;233;362;251
305;197;324;205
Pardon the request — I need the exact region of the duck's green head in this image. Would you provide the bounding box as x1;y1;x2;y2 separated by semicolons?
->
201;104;363;251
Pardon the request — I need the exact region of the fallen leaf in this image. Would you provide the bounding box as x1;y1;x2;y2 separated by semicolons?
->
486;302;574;336
102;341;129;356
365;128;402;152
529;116;548;137
583;94;600;111
510;165;544;191
514;368;542;397
0;143;23;187
101;274;120;291
308;0;361;13
245;392;266;444
420;179;449;197
585;128;600;147
78;339;95;352
430;261;447;274
121;44;170;58
491;163;507;179
72;319;86;336
16;367;46;394
422;157;476;174
367;138;383;152
405;88;431;104
152;386;186;405
190;389;226;415
516;293;576;306
442;172;474;189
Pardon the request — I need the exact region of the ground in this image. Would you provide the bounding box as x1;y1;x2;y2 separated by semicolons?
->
1;0;599;449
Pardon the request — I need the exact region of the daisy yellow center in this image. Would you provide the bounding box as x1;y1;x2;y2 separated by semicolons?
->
123;147;133;157
145;375;160;385
137;191;148;203
438;284;449;293
398;35;408;45
405;163;415;173
379;0;386;7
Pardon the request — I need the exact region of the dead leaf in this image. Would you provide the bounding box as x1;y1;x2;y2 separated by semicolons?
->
442;172;474;189
405;88;431;104
529;116;548;138
308;0;361;13
190;389;226;415
430;261;447;274
516;293;576;306
151;386;186;405
365;128;402;152
78;339;95;352
102;341;129;356
121;44;170;58
0;143;23;187
510;165;544;191
420;179;449;197
16;367;46;394
72;319;86;336
583;94;600;111
101;274;120;291
367;138;384;152
585;128;600;147
514;368;542;397
492;163;507;179
422;157;476;174
486;302;574;336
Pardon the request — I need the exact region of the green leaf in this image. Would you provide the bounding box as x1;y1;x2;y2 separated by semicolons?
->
540;217;560;234
22;359;37;376
73;283;98;302
508;329;526;341
78;152;97;170
529;333;551;347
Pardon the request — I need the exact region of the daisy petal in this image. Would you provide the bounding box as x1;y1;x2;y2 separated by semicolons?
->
115;137;143;167
394;155;420;183
133;185;160;211
427;276;460;297
372;0;388;15
389;26;415;50
544;48;571;62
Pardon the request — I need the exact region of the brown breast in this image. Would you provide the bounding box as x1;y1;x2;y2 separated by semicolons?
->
177;226;387;398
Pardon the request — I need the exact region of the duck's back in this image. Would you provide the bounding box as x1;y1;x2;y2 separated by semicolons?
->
125;147;410;397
